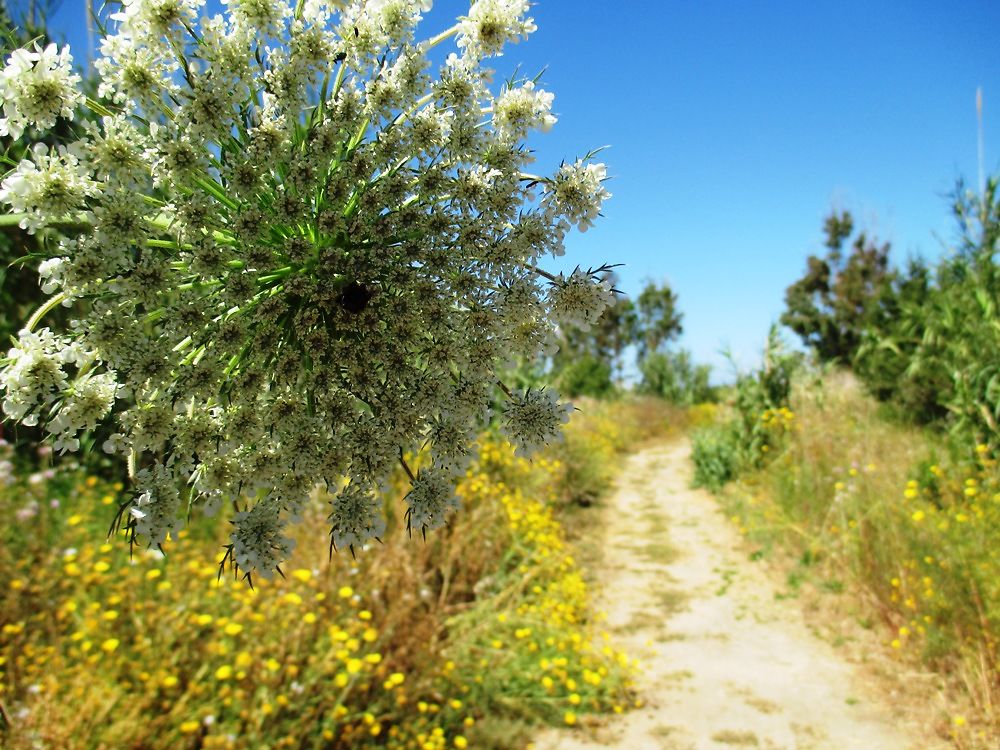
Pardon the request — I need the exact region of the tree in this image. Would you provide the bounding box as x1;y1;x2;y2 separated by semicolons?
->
635;279;683;357
781;210;893;363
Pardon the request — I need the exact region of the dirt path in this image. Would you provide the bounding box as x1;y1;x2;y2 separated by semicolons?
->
535;440;933;750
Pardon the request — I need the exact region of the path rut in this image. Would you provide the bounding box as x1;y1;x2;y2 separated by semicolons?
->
534;440;933;750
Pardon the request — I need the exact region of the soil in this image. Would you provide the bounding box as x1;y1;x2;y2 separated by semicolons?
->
533;440;943;750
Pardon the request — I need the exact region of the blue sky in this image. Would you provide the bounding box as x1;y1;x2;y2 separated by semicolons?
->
42;0;1000;376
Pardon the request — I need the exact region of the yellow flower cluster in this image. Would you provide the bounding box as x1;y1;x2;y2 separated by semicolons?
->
440;434;635;726
880;452;1000;665
760;407;796;435
0;402;654;749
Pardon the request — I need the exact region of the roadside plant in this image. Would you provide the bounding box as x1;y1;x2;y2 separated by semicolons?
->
0;0;613;581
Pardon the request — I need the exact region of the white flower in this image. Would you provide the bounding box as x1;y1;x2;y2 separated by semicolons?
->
405;467;460;533
111;0;203;47
230;500;295;580
0;43;82;140
458;0;536;59
95;35;178;108
46;371;120;454
549;270;616;331
548;160;612;232
223;0;291;38
38;257;67;294
1;328;71;425
0;0;612;579
502;388;572;456
493;80;556;141
0;144;98;233
328;480;387;550
131;464;184;547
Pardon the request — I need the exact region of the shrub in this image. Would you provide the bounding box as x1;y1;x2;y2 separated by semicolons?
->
692;326;800;490
556;354;614;399
637;349;714;405
690;424;738;491
716;375;1000;743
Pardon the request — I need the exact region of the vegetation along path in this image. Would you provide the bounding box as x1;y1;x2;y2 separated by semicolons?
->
536;439;933;750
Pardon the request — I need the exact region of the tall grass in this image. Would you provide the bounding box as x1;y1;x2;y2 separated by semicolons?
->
717;373;999;747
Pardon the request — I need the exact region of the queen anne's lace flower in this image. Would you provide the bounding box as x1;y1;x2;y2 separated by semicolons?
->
329;481;388;550
405;467;460;532
0;143;98;233
549;160;612;232
458;0;536;59
0;0;614;581
0;43;82;139
492;80;556;141
229;501;296;579
549;269;616;331
502;388;572;456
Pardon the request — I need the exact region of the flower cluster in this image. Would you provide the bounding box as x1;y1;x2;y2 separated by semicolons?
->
0;42;82;139
0;0;614;579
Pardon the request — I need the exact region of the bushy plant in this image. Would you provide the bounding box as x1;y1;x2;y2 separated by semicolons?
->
637;348;714;405
716;375;1000;743
694;326;800;487
0;0;616;580
556;353;614;399
690;423;738;490
854;178;1000;453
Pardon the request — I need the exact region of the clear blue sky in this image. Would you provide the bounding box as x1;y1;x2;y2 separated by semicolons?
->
43;0;1000;376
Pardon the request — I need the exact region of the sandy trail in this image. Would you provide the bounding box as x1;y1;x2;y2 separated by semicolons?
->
534;440;930;750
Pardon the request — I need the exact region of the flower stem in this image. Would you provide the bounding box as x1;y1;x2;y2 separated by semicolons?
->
25;292;68;333
399;450;416;482
421;23;459;52
527;264;559;283
85;97;115;118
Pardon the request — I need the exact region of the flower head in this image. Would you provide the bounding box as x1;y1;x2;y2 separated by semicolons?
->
0;0;611;579
502;388;572;456
0;43;82;140
458;0;537;59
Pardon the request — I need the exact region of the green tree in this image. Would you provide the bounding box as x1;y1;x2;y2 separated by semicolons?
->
854;178;1000;449
635;279;683;358
781;210;893;363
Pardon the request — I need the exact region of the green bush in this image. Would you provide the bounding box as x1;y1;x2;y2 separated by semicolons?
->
691;327;801;490
852;178;1000;457
637;349;715;405
556;354;614;398
690;424;739;490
